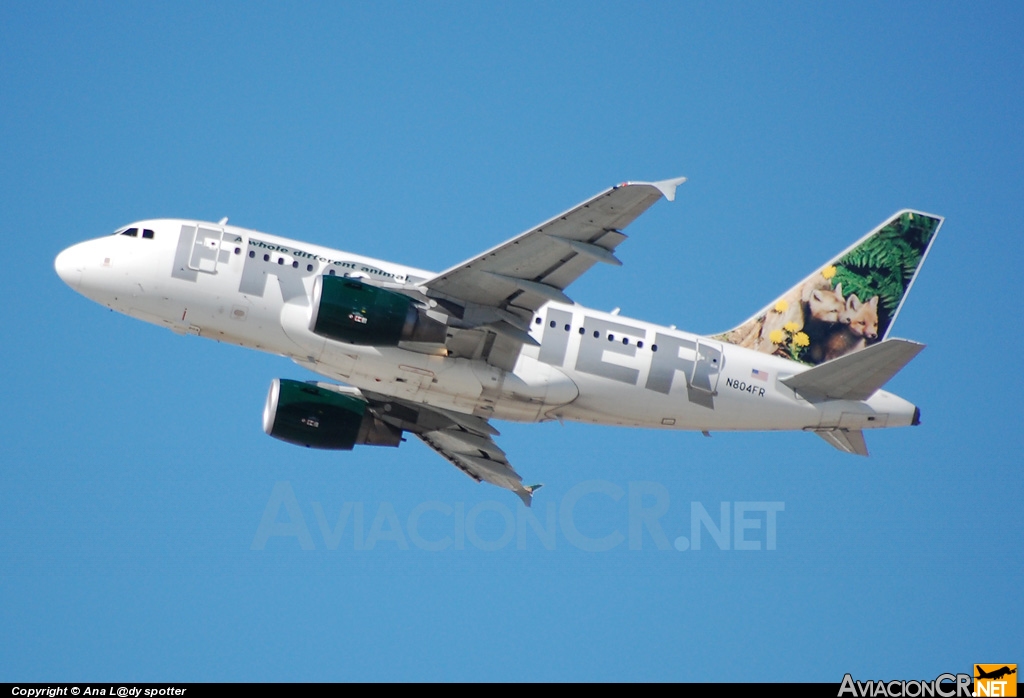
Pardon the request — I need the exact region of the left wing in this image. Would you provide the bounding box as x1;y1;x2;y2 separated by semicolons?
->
426;177;685;313
361;390;539;505
423;176;684;369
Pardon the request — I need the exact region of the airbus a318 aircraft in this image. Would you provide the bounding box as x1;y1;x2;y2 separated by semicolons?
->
55;178;942;504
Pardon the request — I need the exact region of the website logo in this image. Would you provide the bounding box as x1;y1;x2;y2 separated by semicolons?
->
974;665;1017;697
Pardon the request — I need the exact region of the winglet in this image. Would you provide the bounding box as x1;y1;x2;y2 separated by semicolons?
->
516;483;543;507
651;176;687;202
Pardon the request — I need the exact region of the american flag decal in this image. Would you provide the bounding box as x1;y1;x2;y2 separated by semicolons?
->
751;369;769;381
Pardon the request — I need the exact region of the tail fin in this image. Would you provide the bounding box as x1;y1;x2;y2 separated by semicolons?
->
714;210;942;365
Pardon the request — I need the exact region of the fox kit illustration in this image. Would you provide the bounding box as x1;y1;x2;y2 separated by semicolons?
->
842;293;879;339
745;277;845;353
823;293;879;361
807;283;846;324
802;283;849;362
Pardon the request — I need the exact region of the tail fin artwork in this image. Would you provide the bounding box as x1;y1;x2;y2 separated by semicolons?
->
716;210;943;365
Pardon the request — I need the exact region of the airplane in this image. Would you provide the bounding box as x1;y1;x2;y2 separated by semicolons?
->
54;177;942;505
976;666;1017;681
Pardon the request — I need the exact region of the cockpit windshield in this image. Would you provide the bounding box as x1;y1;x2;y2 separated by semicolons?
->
113;227;155;239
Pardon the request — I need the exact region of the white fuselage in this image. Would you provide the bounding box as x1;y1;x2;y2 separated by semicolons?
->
54;219;918;433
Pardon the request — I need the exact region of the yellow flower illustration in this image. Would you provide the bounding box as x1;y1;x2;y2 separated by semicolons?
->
793;332;810;347
821;265;836;280
783;321;800;333
769;329;785;344
774;299;789;313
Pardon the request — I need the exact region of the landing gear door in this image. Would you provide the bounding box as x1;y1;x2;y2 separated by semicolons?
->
691;338;723;396
186;225;228;274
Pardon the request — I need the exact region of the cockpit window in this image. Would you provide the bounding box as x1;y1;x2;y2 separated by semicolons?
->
113;227;154;239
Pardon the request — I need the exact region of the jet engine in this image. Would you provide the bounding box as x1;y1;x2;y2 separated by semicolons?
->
263;379;402;449
309;276;447;345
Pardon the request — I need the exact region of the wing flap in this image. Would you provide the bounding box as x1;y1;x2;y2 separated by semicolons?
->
424;428;506;460
551;236;623;266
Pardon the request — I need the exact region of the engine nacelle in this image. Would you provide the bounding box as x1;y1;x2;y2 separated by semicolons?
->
309;276;447;345
263;379;402;450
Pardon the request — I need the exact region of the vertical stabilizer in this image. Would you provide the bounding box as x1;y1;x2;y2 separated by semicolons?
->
715;210;942;365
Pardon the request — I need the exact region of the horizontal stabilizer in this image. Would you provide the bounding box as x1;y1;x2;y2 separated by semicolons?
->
782;338;925;401
814;429;869;456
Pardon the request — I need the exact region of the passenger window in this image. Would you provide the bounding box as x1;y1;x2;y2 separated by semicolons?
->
307;264;314;272
579;327;585;335
564;324;570;331
652;344;658;352
328;269;336;276
292;261;299;269
263;254;270;262
637;341;644;349
608;334;614;342
535;317;542;325
249;251;255;258
550;321;556;328
593;330;599;338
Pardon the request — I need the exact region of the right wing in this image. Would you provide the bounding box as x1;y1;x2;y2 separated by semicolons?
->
360;390;539;505
417;428;539;507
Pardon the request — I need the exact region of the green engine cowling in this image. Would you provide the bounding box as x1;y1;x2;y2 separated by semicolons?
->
309;275;447;345
262;379;402;450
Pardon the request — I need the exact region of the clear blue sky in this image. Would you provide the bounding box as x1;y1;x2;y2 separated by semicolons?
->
2;1;1021;682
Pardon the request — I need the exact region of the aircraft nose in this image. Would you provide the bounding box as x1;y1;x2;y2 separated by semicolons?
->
55;244;84;290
